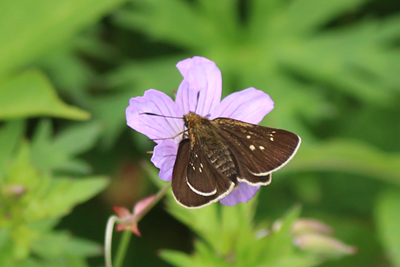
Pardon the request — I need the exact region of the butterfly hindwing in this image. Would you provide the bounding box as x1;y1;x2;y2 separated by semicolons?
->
172;139;235;209
213;118;301;185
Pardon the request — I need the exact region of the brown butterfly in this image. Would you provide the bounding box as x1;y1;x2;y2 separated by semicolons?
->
171;112;301;209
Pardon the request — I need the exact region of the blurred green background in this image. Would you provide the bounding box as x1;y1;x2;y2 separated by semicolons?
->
1;0;400;266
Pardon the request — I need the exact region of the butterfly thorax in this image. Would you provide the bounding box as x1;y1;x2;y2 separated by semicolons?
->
183;112;237;182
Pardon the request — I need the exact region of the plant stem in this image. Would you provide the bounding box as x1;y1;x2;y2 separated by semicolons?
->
114;230;132;267
108;182;171;267
105;215;118;267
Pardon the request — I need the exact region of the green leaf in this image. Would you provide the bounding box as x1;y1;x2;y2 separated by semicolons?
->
32;232;102;258
261;206;301;263
159;250;199;267
25;176;109;220
0;70;89;120
52;122;101;155
0;229;9;249
23;255;89;267
31;120;100;173
0;120;25;175
115;0;206;50
375;189;400;267
163;201;320;267
0;0;127;77
287;139;400;185
287;0;366;34
91;91;134;148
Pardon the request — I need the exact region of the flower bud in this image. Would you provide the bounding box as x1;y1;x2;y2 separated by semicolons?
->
113;195;155;236
294;233;357;257
2;184;26;198
291;219;334;235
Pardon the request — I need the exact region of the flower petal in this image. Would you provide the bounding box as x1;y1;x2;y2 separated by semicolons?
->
126;89;184;143
133;195;156;214
113;206;131;219
211;88;274;124
151;139;178;181
175;56;222;116
219;183;260;206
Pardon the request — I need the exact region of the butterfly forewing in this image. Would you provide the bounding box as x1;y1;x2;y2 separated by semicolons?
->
172;139;235;209
213;118;301;184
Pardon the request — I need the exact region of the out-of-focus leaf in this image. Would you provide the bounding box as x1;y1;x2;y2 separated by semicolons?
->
287;0;366;34
0;0;126;77
159;250;199;267
279;25;396;105
105;56;183;92
122;0;400;111
286;139;400;185
38;46;96;98
23;255;89;267
32;232;102;258
261;206;305;265
1;139;106;266
0;70;89;120
375;189;400;267
4;140;108;220
91;91;134;148
0;120;25;174
52;122;101;155
115;0;205;50
163;201;320;267
0;229;9;249
31;120;101;173
25;176;109;220
378;15;400;42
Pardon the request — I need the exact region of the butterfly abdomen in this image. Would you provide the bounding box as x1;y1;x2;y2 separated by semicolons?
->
205;144;237;182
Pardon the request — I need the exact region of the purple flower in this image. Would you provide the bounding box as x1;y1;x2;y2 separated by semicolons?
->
126;56;274;207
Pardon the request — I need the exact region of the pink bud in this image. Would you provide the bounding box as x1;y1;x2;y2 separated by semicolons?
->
133;195;155;215
292;219;334;235
113;206;141;236
294;233;357;256
2;184;26;198
112;195;155;236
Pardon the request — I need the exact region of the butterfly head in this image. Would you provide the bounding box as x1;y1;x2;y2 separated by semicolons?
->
183;112;204;129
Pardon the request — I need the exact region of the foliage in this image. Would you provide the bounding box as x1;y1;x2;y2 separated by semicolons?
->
161;199;321;267
0;0;400;266
0;121;108;266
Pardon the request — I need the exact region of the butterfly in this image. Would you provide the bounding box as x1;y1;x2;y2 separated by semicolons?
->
171;112;301;209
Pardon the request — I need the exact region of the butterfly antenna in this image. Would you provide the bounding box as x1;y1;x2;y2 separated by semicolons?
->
140;112;182;119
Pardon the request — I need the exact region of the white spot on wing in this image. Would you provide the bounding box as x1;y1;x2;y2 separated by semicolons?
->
259;146;265;150
247;135;302;177
246;135;251;139
249;145;256;151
